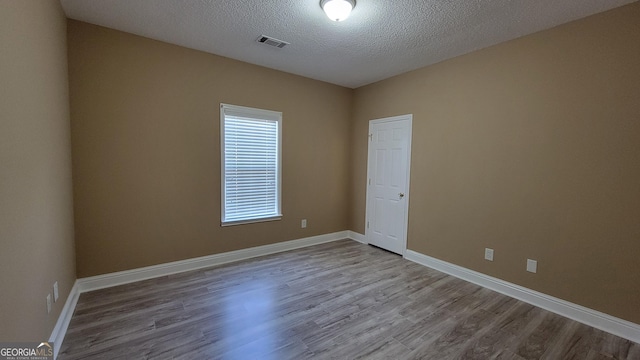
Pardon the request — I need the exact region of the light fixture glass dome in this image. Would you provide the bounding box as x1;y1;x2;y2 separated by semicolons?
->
321;0;355;22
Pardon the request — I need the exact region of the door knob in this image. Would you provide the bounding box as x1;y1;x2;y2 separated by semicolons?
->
399;193;405;198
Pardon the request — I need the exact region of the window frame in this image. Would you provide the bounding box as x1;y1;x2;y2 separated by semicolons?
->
220;103;283;226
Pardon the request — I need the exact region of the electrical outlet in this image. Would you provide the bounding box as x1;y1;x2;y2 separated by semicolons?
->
484;248;494;261
301;219;307;228
53;281;59;302
527;259;538;273
46;294;52;314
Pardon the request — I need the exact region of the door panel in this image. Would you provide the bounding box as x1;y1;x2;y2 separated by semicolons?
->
366;115;412;255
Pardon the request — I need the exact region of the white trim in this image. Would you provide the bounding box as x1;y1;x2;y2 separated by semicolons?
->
220;103;283;226
404;249;640;344
49;236;640;358
365;114;413;256
77;231;349;293
50;231;354;358
220;215;282;227
348;231;367;244
49;281;80;360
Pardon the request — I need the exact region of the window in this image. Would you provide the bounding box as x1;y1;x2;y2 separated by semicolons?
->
220;104;282;226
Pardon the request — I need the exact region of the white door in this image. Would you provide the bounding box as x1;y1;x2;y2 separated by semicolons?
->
365;115;412;255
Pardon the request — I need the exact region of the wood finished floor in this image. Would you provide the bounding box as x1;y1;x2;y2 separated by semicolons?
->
59;240;639;360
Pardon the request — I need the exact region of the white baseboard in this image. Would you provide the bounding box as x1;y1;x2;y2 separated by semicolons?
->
54;233;638;359
50;230;354;358
404;249;640;344
348;231;367;244
49;281;79;360
77;231;351;293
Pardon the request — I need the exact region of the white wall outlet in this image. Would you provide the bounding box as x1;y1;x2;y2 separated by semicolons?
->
53;281;59;302
484;248;494;261
301;219;307;228
527;259;538;273
46;294;52;314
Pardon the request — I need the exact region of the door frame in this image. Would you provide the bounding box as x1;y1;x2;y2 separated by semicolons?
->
365;114;413;256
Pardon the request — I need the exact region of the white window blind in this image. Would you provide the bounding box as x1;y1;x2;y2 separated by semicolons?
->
221;104;282;225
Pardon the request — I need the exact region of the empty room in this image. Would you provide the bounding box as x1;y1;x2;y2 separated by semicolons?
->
1;0;639;359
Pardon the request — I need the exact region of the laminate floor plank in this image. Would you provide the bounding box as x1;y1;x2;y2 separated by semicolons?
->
58;240;638;359
516;313;570;359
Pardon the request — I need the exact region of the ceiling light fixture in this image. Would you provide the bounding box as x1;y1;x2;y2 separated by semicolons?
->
320;0;356;22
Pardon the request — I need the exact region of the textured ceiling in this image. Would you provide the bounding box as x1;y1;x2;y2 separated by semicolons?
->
59;0;637;88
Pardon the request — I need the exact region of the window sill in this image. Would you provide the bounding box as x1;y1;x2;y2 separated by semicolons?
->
221;215;283;227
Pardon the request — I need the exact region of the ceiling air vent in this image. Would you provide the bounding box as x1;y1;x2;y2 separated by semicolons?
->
256;35;289;49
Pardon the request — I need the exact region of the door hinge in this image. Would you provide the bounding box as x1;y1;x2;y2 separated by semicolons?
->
368;134;373;141
367;221;369;228
368;178;371;186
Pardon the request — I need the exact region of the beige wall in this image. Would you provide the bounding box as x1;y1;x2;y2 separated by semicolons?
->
350;2;640;324
67;21;352;278
6;0;633;337
0;0;76;341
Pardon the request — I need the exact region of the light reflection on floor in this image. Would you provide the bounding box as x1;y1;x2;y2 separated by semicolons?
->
223;278;277;359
